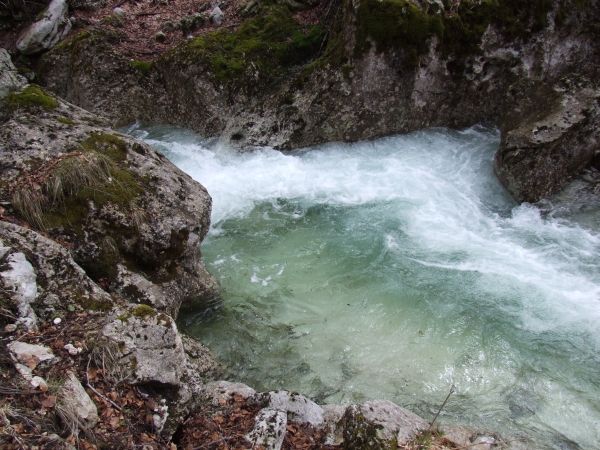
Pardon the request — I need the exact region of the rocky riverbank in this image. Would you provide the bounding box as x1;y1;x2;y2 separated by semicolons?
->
1;0;599;448
0;52;525;449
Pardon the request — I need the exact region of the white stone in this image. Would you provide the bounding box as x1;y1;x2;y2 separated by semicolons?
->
58;374;99;429
113;7;125;16
8;341;54;365
53;317;62;325
202;380;256;405
0;252;38;330
246;408;287;450
31;376;48;391
263;391;324;426
64;343;82;355
16;0;72;55
209;6;224;26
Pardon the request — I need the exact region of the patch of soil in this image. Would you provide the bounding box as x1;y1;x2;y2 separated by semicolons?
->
1;0;328;61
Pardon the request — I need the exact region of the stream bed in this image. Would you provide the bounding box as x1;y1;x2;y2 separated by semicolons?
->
127;124;600;449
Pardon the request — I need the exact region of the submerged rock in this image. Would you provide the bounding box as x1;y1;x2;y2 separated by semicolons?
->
16;0;72;55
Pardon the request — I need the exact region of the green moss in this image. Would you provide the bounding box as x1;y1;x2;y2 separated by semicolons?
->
118;304;158;321
81;133;128;162
57;117;77;126
353;0;587;60
130;60;153;77
76;293;113;312
103;13;126;27
3;85;58;111
160;6;324;87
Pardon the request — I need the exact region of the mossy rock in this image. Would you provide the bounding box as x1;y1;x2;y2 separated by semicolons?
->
2;85;58;111
159;5;323;89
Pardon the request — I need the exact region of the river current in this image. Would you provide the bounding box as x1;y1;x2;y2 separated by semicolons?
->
127;123;600;449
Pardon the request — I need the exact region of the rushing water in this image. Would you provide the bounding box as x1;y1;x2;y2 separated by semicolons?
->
127;123;600;449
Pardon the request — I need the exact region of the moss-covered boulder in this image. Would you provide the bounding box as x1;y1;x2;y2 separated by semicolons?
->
0;82;218;318
342;400;428;449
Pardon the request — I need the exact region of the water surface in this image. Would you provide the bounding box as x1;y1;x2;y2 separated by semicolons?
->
127;123;600;449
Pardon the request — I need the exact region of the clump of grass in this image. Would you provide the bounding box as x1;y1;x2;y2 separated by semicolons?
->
10;149;141;230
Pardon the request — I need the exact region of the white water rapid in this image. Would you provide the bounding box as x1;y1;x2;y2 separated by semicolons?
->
127;123;600;449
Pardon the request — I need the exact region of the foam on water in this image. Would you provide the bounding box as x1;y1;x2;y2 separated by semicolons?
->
127;123;600;449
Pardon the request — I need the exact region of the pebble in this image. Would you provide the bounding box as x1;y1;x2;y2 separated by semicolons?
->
53;317;62;325
113;7;125;16
4;324;17;332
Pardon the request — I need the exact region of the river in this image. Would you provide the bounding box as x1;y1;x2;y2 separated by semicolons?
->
127;123;600;449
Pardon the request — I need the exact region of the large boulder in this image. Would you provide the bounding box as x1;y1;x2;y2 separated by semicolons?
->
342;400;429;449
93;304;186;386
0;85;218;318
494;75;600;203
16;0;72;55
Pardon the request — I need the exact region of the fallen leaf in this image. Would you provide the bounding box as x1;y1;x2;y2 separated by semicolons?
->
41;396;56;408
13;423;25;434
213;416;224;424
218;398;227;406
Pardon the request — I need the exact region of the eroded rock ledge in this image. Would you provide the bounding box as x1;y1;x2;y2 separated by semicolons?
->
29;0;600;203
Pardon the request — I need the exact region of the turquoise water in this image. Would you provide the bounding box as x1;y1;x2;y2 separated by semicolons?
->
127;124;600;449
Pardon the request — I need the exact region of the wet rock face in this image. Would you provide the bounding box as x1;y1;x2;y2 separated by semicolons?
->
0;82;218;317
494;75;600;203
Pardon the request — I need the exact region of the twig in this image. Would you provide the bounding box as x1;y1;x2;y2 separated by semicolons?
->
136;12;160;16
86;355;122;411
192;436;234;449
427;384;454;433
115;0;130;7
455;436;531;449
0;387;41;395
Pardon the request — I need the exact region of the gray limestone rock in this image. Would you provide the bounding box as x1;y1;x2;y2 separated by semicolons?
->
495;75;600;203
0;91;218;318
342;400;429;449
322;404;345;446
0;49;28;101
209;6;223;26
257;391;324;426
246;408;287;450
201;380;256;405
94;304;185;386
181;335;226;380
58;373;99;430
0;222;114;320
16;0;72;55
